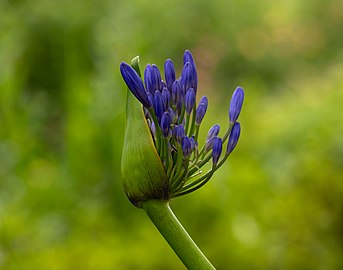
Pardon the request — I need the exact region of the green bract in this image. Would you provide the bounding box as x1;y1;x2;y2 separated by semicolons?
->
121;57;168;207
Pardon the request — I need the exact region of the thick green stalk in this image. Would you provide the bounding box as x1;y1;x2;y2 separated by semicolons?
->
142;200;216;270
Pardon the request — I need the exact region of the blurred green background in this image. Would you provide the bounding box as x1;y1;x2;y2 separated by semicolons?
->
1;0;342;269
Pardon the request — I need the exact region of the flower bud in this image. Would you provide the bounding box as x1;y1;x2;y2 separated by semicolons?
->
161;112;172;137
162;87;171;110
212;138;223;166
164;59;176;92
229;87;244;123
172;80;182;105
195;96;208;125
120;62;151;108
145;64;163;94
173;124;185;143
183;50;198;92
168;107;177;124
206;124;220;140
226;122;241;154
154;90;164;122
180;62;194;93
205;136;217;152
181;137;192;158
185;88;195;115
189;136;197;152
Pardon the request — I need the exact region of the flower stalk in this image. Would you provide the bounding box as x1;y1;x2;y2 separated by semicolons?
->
142;200;215;270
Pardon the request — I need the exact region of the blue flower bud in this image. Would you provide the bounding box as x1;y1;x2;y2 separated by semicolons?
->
189;136;197;151
229;87;244;123
172;80;182;105
162;87;171;110
205;124;220;152
226;122;241;154
173;124;185;143
147;92;154;108
144;64;152;94
185;88;195;115
181;136;192;158
145;64;162;94
161;112;172;137
206;124;220;140
120;62;151;108
195;96;208;125
154;90;164;122
212;138;222;165
183;50;198;92
168;107;177;124
151;64;163;90
180;62;194;93
164;59;176;92
205;136;217;152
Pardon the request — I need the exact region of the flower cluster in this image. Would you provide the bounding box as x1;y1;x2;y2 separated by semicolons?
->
120;50;244;198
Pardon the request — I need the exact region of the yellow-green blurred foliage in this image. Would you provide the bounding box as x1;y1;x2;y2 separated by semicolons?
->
0;0;342;269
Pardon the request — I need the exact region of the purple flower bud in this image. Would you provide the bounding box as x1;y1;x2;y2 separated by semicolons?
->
212;138;223;165
164;59;175;92
180;62;194;93
144;65;152;94
181;136;192;158
195;96;208;125
173;124;185;143
166;108;176;123
229;87;244;123
226;122;241;154
161;80;167;89
120;62;151;108
144;64;162;94
206;124;220;140
172;80;182;105
205;124;220;152
161;112;171;137
147;92;154;108
185;88;195;114
183;50;198;92
162;87;171;110
205;136;217;152
154;90;164;122
189;136;197;151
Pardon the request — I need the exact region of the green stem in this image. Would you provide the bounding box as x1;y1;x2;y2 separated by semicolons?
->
142;200;216;270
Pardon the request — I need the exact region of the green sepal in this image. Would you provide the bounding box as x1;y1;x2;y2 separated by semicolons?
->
121;57;169;207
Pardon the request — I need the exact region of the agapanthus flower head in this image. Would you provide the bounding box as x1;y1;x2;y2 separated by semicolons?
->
120;50;244;204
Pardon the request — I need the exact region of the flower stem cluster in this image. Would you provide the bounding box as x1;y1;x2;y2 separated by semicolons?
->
120;50;244;198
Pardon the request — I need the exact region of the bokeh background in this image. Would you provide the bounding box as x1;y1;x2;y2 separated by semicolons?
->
1;0;343;269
